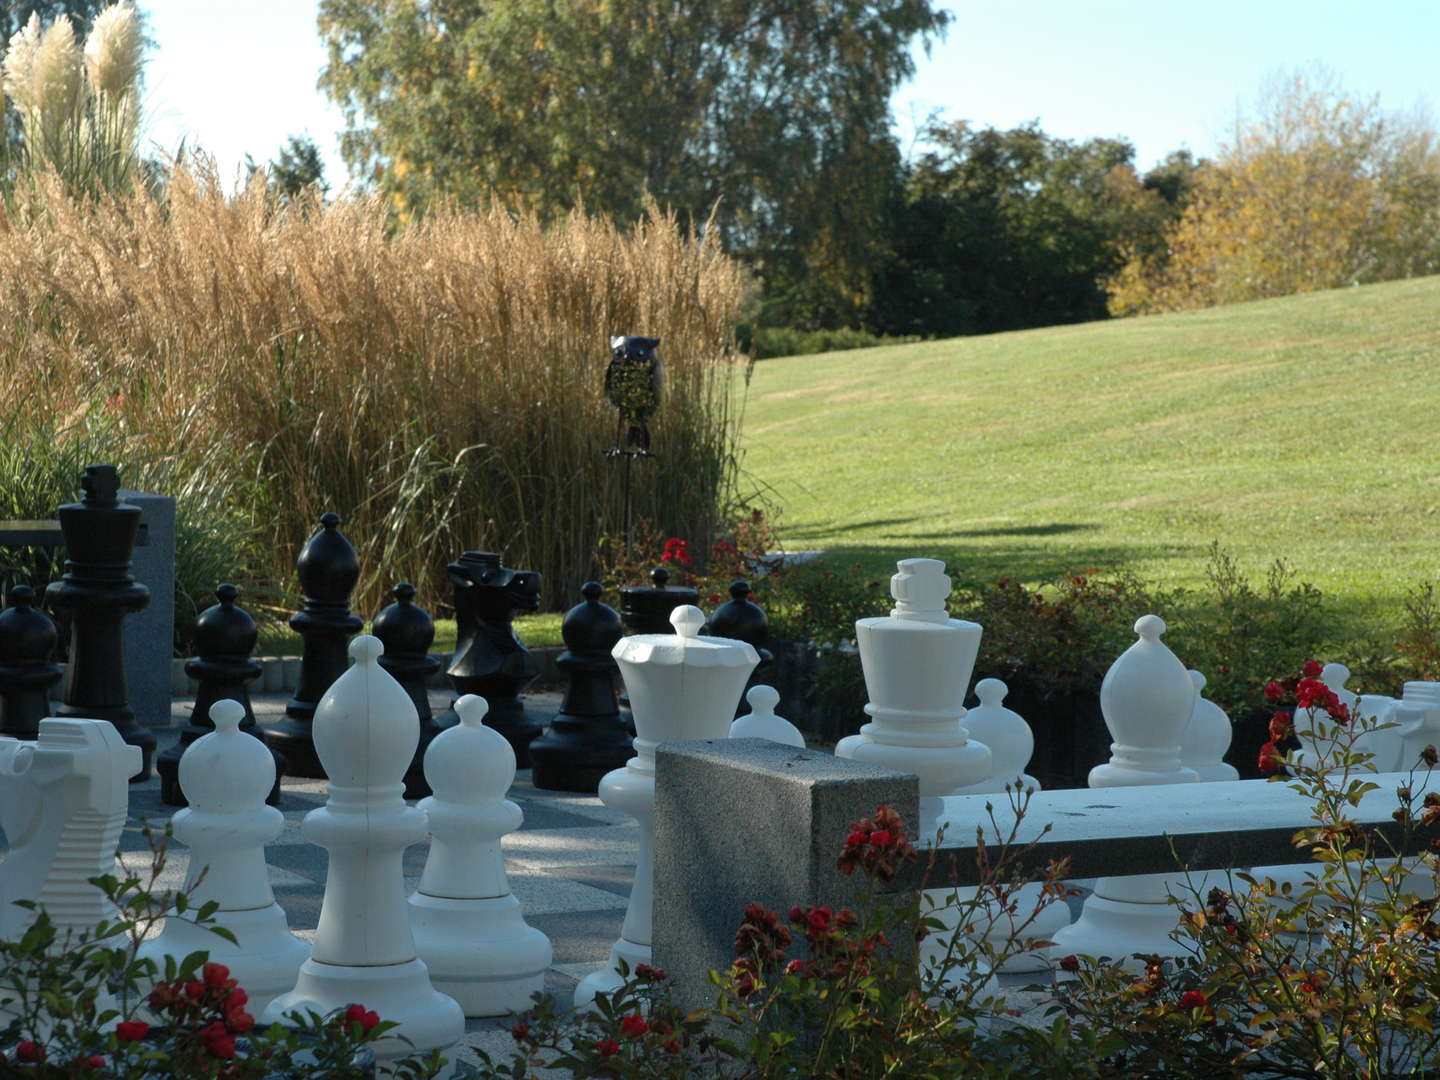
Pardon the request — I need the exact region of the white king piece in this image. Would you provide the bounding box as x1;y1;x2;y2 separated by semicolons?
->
261;637;463;1077
573;605;757;1008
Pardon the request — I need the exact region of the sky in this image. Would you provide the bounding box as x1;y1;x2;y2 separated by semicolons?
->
136;1;1440;193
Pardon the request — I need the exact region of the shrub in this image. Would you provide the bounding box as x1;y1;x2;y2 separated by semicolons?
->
737;324;923;360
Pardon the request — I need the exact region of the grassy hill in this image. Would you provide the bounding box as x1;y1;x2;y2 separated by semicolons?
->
739;276;1440;637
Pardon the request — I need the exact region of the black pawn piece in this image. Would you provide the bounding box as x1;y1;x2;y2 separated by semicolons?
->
45;464;154;781
261;513;363;779
434;551;542;766
157;584;282;807
0;585;62;741
373;583;441;799
706;581;774;715
530;582;633;793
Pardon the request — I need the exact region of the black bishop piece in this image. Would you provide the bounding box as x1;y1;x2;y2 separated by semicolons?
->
45;465;154;781
529;581;633;793
372;582;442;799
261;512;363;779
157;584;284;807
0;585;62;741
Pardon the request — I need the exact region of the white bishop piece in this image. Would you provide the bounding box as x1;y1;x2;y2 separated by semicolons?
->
409;694;552;1016
573;605;757;1009
1050;615;1200;970
1181;671;1239;782
138;701;308;1015
730;685;805;748
260;637;463;1077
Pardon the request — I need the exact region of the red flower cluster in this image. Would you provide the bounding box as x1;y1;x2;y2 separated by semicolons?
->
732;903;792;997
619;1013;649;1038
1258;662;1352;774
16;1041;43;1063
837;805;917;882
633;962;668;981
596;1037;621;1057
662;537;692;565
145;962;256;1059
115;1020;150;1042
345;1003;380;1033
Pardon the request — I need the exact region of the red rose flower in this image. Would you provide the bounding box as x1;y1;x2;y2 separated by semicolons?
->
16;1041;44;1063
510;1021;531;1044
1264;680;1285;701
201;1021;237;1060
115;1020;150;1042
806;906;832;933
1303;660;1323;678
185;980;205;1000
787;905;806;923
224;988;248;1013
1258;739;1283;776
785;959;805;975
596;1037;621;1057
633;963;667;981
1059;955;1080;973
202;962;232;989
619;1014;649;1039
869;829;891;847
344;1004;381;1032
83;1054;106;1070
227;1010;256;1035
1179;990;1209;1010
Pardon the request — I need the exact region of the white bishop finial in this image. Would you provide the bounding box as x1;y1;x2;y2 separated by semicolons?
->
312;634;419;790
670;604;706;639
889;558;950;624
181;699;275;811
1090;614;1199;787
952;678;1038;794
1180;670;1239;782
425;695;515;804
730;685;805;748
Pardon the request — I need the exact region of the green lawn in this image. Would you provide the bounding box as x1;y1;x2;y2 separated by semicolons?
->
739;276;1440;635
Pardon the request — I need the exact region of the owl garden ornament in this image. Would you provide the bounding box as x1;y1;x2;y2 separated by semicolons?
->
605;336;662;451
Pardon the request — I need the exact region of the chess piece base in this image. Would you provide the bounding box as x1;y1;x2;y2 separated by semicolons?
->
262;718;326;780
528;717;634;794
263;957;463;1078
409;892;552;1016
1049;876;1191;971
573;934;650;1010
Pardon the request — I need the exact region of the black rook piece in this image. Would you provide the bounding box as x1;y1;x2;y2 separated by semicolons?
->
0;585;62;741
706;581;774;711
618;567;699;636
435;551;542;765
45;465;154;781
157;584;283;807
373;582;442;799
529;582;632;793
262;513;363;779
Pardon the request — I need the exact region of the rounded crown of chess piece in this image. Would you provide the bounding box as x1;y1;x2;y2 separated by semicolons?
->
296;512;360;603
425;695;514;804
730;685;805;748
1181;670;1238;781
0;585;57;666
1091;614;1198;786
706;581;768;647
888;558;953;624
193;584;258;660
373;583;436;656
963;678;1034;785
613;604;756;670
180;699;275;811
313;635;418;787
563;581;624;655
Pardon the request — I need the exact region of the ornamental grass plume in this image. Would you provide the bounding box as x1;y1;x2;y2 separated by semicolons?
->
33;15;85;150
84;4;142;99
2;11;42;113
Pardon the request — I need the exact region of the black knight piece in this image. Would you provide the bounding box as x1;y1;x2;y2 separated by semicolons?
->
0;585;62;741
261;513;363;779
45;465;155;781
529;582;633;793
372;582;442;799
604;336;662;452
157;584;283;807
434;551;542;765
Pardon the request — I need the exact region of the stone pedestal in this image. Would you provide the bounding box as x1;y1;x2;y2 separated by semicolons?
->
373;583;442;799
45;465;154;781
262;513;363;780
0;585;61;741
573;606;757;1009
529;582;632;793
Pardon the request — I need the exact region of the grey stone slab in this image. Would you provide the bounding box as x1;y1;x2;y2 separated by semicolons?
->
119;490;175;730
508;802;610;831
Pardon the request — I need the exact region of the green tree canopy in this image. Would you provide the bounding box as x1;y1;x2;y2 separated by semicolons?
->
317;0;949;328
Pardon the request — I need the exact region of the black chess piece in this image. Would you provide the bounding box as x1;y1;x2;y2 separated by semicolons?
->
373;582;442;799
705;580;774;714
618;567;699;635
157;584;283;807
44;465;154;781
261;513;363;779
0;585;62;741
434;551;542;766
529;582;633;793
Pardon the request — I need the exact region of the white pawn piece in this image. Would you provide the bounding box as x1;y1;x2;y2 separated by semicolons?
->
951;679;1036;795
410;694;552;1016
1180;671;1239;782
138;701;309;1015
0;719;139;941
261;637;463;1078
1050;615;1200;971
730;685;805;748
574;606;757;1009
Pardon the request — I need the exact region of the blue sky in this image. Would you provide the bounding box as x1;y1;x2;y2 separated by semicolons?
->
138;1;1439;192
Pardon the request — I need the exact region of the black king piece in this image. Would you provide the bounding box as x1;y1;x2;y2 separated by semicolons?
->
45;465;154;781
261;513;363;779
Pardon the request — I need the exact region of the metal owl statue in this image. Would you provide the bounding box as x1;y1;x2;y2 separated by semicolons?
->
604;336;662;451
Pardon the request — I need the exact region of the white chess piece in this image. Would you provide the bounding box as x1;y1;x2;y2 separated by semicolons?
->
261;637;463;1078
573;606;757;1009
138;701;308;1015
1050;615;1200;970
730;685;805;748
410;694;552;1016
1181;671;1239;782
1396;682;1440;771
951;679;1035;795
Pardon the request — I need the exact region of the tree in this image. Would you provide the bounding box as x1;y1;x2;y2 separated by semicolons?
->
1107;69;1440;315
317;0;949;329
270;133;328;198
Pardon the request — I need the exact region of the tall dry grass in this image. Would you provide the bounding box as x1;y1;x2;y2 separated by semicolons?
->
0;164;748;616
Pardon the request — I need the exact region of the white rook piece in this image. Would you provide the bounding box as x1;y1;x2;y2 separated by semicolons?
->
261;637;463;1077
730;685;805;748
573;605;757;1009
1051;615;1200;970
410;694;552;1016
0;718;139;941
1181;671;1239;782
138;700;308;1015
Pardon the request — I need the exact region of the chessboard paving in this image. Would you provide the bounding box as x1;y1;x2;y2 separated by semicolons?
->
118;689;636;1070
